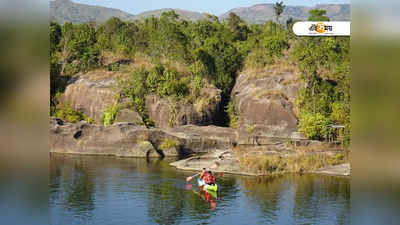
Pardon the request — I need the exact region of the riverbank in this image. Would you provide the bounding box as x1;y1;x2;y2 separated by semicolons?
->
50;118;349;176
169;147;350;176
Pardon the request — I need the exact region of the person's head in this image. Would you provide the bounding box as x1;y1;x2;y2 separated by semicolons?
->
208;171;212;175
203;168;206;171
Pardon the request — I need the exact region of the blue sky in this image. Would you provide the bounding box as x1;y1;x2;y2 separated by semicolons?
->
71;0;350;15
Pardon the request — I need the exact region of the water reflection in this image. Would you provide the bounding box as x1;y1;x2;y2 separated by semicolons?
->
238;175;350;225
50;154;350;225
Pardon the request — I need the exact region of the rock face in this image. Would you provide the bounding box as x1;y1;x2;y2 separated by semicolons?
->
60;75;116;122
50;118;237;157
60;73;222;127
115;109;143;125
231;70;301;144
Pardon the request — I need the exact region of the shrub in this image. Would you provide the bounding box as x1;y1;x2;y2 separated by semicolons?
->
103;104;120;126
246;123;256;133
226;98;240;128
263;35;289;58
189;60;207;77
54;105;93;124
157;68;190;99
298;112;330;140
146;65;164;92
159;138;179;150
244;48;273;70
191;75;204;99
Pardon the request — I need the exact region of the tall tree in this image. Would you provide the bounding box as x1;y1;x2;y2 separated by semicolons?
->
274;2;285;25
227;12;248;41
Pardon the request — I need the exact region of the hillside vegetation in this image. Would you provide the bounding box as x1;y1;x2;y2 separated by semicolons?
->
50;9;350;143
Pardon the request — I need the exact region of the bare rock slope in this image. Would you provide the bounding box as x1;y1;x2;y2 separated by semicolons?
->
231;68;301;144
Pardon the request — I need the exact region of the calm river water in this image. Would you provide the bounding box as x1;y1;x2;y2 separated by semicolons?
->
50;154;350;225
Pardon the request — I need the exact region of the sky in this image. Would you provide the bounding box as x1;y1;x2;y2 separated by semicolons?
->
71;0;350;15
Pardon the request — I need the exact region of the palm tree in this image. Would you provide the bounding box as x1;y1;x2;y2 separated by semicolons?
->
274;1;285;26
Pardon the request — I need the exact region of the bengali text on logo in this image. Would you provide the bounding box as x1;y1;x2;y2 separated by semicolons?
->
293;21;350;36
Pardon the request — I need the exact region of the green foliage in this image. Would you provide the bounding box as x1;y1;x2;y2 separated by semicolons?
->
159;138;179;150
156;68;190;99
50;10;349;135
227;12;249;41
189;60;208;78
308;9;330;21
103;104;120;126
292;35;350;142
246;123;256;133
274;2;286;24
55;105;94;124
264;34;289;58
245;49;273;69
50;22;62;54
226;98;239;128
298;112;330;140
191;75;204;98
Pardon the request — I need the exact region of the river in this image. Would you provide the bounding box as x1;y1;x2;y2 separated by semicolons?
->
50;154;350;225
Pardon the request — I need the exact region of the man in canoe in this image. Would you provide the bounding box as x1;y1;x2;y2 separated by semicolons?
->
200;168;216;185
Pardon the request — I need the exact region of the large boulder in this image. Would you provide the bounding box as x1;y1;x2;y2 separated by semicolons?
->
231;69;301;144
60;75;116;122
60;72;222;127
50;118;237;157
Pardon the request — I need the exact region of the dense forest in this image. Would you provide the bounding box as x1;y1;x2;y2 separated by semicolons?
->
50;8;350;143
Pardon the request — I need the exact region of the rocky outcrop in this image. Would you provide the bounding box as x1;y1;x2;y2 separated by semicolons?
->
60;75;116;122
60;72;222;127
145;84;221;128
231;69;301;144
50;118;237;157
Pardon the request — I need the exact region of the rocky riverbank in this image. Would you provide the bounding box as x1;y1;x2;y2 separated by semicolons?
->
50;59;349;177
50;118;237;157
50;117;349;176
169;148;350;176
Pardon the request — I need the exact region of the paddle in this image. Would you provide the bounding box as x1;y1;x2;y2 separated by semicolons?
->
186;172;201;183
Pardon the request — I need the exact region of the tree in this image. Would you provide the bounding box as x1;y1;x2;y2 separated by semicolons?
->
286;17;295;31
59;22;74;74
227;12;248;41
50;22;62;55
274;2;285;25
308;9;330;21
